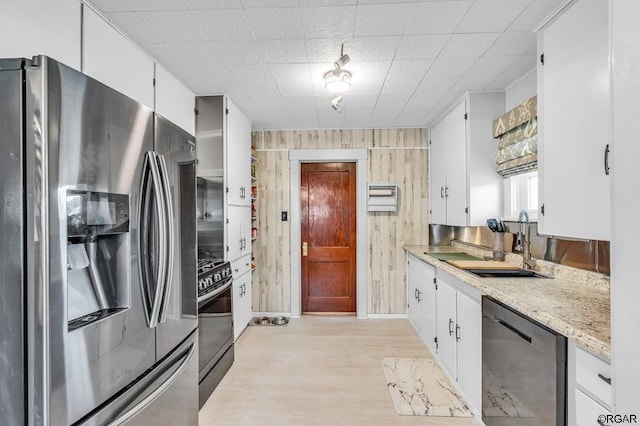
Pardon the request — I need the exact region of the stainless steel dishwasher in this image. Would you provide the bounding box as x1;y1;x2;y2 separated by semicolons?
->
482;297;567;425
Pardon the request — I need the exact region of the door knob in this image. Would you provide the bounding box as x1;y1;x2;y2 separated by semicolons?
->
302;241;308;257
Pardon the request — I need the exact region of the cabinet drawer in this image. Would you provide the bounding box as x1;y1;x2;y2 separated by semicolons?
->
575;346;612;408
231;254;252;278
575;389;611;426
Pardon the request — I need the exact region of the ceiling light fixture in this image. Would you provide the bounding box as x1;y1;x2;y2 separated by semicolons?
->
331;95;344;113
324;43;352;94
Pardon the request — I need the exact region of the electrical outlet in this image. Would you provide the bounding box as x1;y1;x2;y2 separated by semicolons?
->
281;211;288;221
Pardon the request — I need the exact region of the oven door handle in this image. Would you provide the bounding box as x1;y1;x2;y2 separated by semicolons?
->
198;278;233;304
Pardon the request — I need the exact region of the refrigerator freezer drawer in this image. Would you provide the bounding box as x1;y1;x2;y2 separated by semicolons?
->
78;331;198;426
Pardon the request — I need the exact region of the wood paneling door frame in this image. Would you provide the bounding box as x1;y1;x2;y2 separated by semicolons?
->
289;149;368;318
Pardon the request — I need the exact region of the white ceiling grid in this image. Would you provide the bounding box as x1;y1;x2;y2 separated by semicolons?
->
88;0;564;130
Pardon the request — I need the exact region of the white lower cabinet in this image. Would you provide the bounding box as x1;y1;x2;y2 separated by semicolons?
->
568;340;613;425
406;254;436;354
232;254;252;341
435;275;482;413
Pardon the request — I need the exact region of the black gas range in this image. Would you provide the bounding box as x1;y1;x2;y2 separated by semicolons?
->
197;257;234;408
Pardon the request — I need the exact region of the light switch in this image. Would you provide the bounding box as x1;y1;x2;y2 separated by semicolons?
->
281;211;288;221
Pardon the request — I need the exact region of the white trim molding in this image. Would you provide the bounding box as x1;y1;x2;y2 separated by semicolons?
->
366;314;409;319
289;149;368;318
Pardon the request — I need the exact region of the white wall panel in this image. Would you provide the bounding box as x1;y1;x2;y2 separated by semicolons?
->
82;6;155;108
0;0;81;70
155;64;195;135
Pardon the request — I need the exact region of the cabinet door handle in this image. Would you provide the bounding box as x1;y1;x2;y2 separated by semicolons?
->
604;144;610;175
445;186;449;197
455;324;460;342
417;290;422;303
448;318;454;336
440;186;444;199
414;288;418;300
597;373;611;385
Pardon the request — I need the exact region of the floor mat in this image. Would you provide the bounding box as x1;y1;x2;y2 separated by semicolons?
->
380;357;473;417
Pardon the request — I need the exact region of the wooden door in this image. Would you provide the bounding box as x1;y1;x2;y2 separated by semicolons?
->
301;163;356;313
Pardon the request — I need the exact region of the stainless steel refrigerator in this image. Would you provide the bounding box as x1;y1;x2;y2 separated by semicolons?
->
0;56;198;425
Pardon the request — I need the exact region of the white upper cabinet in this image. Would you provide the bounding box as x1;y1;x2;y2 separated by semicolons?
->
226;98;252;207
0;0;81;70
429;92;504;226
155;65;196;136
537;0;610;241
82;7;155;109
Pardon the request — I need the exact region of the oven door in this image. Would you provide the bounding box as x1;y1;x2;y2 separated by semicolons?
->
198;279;233;380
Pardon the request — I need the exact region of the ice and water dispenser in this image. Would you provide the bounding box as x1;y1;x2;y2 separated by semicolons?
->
66;190;130;331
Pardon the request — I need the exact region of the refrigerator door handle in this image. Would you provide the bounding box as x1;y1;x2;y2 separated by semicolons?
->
156;154;174;324
139;151;168;329
106;339;196;426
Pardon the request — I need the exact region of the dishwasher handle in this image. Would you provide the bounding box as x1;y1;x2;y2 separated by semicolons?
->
495;317;532;344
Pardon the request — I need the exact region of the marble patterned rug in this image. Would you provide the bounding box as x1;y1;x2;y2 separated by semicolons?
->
380;358;473;417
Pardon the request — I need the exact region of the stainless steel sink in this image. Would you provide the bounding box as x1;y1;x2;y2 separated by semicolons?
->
465;269;552;279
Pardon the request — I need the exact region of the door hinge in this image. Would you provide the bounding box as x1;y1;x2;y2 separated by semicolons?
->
540;53;544;65
226;218;229;224
464;112;468;120
434;337;438;349
541;204;545;216
225;108;229;115
429;139;432;145
226;186;229;193
464;206;469;214
429;209;432;215
194;108;199;116
152;78;156;87
226;246;229;252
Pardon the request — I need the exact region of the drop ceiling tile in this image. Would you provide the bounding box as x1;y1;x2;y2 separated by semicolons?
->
508;0;565;31
169;42;227;67
300;0;356;5
381;59;433;95
393;108;429;128
354;3;413;37
317;106;346;129
209;39;308;64
439;33;501;59
88;0;131;12
136;11;208;42
180;0;242;9
302;6;357;39
187;63;240;93
370;96;409;124
465;54;521;79
106;12;161;44
230;64;281;97
283;96;317;108
245;8;304;40
344;61;391;95
405;1;473;35
395;34;450;60
504;54;536;77
125;0;184;11
484;31;536;56
287;106;320;129
242;0;300;7
343;103;375;128
269;63;314;96
143;43;184;67
306;36;400;63
190;9;255;40
161;62;208;93
343;94;380;106
428;57;475;76
455;0;531;33
412;73;460;101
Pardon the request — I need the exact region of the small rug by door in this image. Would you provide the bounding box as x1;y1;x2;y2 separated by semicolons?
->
380;358;473;417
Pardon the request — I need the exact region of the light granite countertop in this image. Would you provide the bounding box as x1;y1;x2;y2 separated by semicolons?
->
404;244;611;360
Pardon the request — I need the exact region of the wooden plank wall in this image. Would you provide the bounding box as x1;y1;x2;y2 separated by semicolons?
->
252;129;429;314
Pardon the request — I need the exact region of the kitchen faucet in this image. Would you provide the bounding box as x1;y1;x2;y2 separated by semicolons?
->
515;209;536;270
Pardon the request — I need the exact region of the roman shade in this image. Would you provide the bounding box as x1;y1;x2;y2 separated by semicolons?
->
492;95;537;177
